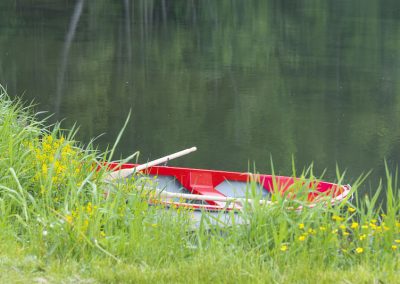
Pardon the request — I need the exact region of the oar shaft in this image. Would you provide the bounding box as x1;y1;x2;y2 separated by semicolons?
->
105;147;197;181
151;188;270;205
135;147;197;172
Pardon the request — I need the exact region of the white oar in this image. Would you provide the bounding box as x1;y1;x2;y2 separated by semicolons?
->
147;188;272;206
105;147;197;181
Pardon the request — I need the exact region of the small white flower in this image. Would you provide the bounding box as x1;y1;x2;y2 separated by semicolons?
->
42;230;48;237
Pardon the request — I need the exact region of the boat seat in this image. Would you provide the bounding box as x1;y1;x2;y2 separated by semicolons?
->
189;172;227;207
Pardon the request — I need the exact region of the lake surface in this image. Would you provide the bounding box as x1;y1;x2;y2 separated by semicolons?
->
1;1;400;189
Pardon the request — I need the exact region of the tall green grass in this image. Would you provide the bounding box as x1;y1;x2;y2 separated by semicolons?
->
1;87;400;283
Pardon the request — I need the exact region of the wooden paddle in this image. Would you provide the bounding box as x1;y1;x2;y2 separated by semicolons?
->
105;147;197;181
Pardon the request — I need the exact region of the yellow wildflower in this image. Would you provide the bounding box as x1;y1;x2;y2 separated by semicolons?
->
280;245;288;252
65;215;73;224
332;215;344;222
298;235;306;241
42;164;48;175
339;224;346;230
319;226;326;231
299;223;305;229
348;207;356;213
394;240;400;244
351;222;359;229
359;234;367;241
43;143;52;152
35;152;42;161
343;232;350;236
392;245;397;251
44;135;53;143
355;247;364;254
86;202;93;215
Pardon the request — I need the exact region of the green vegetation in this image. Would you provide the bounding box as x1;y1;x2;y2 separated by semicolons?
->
1;0;399;176
1;90;400;283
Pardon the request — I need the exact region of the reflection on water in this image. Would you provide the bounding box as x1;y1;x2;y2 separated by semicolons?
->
55;0;85;117
0;0;400;189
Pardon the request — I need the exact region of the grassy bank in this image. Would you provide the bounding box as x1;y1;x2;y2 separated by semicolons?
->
1;87;400;283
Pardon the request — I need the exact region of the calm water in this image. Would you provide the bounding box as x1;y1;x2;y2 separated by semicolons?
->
1;1;400;189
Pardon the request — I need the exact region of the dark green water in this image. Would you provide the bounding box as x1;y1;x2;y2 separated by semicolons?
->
1;1;400;187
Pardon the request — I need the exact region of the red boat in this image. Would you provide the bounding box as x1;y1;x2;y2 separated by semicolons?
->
106;162;351;212
104;147;351;226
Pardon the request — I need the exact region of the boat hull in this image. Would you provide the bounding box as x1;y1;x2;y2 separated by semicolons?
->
107;163;351;211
